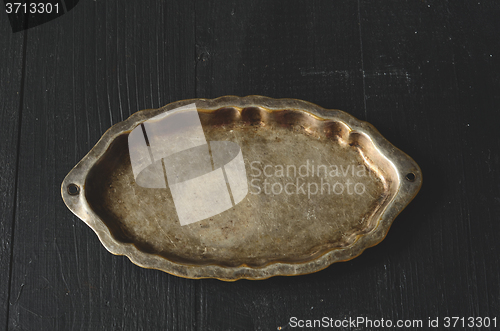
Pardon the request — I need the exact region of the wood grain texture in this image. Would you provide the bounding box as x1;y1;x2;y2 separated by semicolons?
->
7;1;197;330
0;15;24;331
358;0;500;321
193;1;500;330
1;0;500;330
194;0;365;116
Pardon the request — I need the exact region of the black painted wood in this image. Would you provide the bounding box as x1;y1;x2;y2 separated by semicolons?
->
1;0;499;330
6;1;197;330
358;0;500;321
0;15;24;331
194;0;365;115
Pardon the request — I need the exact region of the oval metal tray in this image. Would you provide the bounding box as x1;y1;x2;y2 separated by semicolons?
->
61;96;422;280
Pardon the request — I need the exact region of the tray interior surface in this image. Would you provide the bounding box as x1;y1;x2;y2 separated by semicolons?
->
85;107;398;268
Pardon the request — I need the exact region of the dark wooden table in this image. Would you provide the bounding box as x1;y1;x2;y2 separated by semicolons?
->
1;1;499;330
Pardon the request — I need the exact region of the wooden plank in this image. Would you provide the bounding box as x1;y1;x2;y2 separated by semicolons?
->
358;0;500;324
193;1;369;330
194;1;500;330
7;1;197;330
0;17;25;331
194;0;366;117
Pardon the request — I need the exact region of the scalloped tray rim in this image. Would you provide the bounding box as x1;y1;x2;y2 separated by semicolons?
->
61;95;422;281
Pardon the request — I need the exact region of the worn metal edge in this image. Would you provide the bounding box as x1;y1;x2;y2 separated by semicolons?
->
61;95;422;281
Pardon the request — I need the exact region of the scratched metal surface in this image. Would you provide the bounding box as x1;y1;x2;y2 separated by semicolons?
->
1;0;500;330
62;98;421;280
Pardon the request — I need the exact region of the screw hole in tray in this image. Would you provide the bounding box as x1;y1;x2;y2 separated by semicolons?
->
405;172;416;182
67;183;80;195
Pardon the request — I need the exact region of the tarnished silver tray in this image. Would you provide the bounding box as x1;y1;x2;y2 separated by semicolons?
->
61;96;422;280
